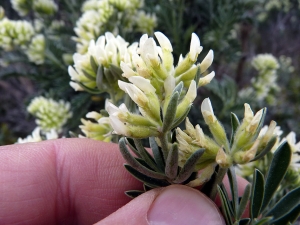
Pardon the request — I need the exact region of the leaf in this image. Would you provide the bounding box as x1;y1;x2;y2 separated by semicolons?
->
149;137;165;172
124;165;169;188
82;69;96;81
250;169;265;219
96;65;106;91
237;184;251;220
133;139;159;172
109;64;123;79
78;82;102;94
250;137;277;162
252;217;273;225
171;105;191;129
165;143;179;180
193;66;201;85
227;167;239;217
230;113;240;146
267;186;300;220
162;92;179;132
125;138;141;157
271;204;300;225
90;56;98;73
119;138;165;179
261;142;292;212
125;190;144;198
173;148;205;183
218;185;234;225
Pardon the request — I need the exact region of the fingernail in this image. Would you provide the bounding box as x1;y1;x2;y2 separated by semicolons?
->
147;185;224;225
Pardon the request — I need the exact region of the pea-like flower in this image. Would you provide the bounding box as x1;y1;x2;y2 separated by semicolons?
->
27;96;72;132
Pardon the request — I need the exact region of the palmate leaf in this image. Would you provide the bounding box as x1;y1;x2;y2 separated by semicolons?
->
133;139;160;172
119;138;165;179
149;137;165;172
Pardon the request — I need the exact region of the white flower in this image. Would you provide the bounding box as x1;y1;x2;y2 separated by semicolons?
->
106;102;130;135
17;127;59;143
201;97;215;123
27;96;72;132
199;50;214;73
17;127;43;143
198;71;215;86
189;33;202;61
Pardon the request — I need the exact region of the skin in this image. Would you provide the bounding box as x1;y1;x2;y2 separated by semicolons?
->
0;138;248;225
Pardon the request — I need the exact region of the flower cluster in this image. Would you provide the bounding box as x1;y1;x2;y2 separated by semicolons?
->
69;32;137;99
135;11;157;35
10;0;58;17
79;110;112;142
176;98;277;186
106;32;214;138
239;53;280;104
32;0;58;16
27;96;72;132
73;0;155;53
25;34;46;65
0;18;35;51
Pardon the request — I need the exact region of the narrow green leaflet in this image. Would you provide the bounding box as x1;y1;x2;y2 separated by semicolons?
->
271;204;300;225
165;144;179;180
237;184;251;220
173;148;205;183
261;142;291;212
230;112;240;146
227;167;239;218
267;186;300;220
250;169;265;219
124;165;169;188
149;137;165;172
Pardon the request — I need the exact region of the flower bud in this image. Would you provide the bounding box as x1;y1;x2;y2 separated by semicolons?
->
216;147;232;168
201;98;229;150
233;140;259;164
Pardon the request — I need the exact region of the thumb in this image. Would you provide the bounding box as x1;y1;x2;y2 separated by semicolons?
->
95;185;225;225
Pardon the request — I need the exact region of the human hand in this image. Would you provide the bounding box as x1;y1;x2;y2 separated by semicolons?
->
0;138;247;225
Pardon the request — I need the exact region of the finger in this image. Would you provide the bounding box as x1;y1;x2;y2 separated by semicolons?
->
0;138;142;225
97;185;225;225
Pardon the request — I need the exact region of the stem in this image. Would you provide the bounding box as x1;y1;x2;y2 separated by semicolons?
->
158;132;169;161
209;167;228;200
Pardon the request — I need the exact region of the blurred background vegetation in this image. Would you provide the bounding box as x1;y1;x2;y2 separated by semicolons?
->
0;0;299;145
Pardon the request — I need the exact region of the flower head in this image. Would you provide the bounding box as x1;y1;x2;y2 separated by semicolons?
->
27;96;72;132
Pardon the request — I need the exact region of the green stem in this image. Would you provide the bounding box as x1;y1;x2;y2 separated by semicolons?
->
158;132;169;161
209;167;228;200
